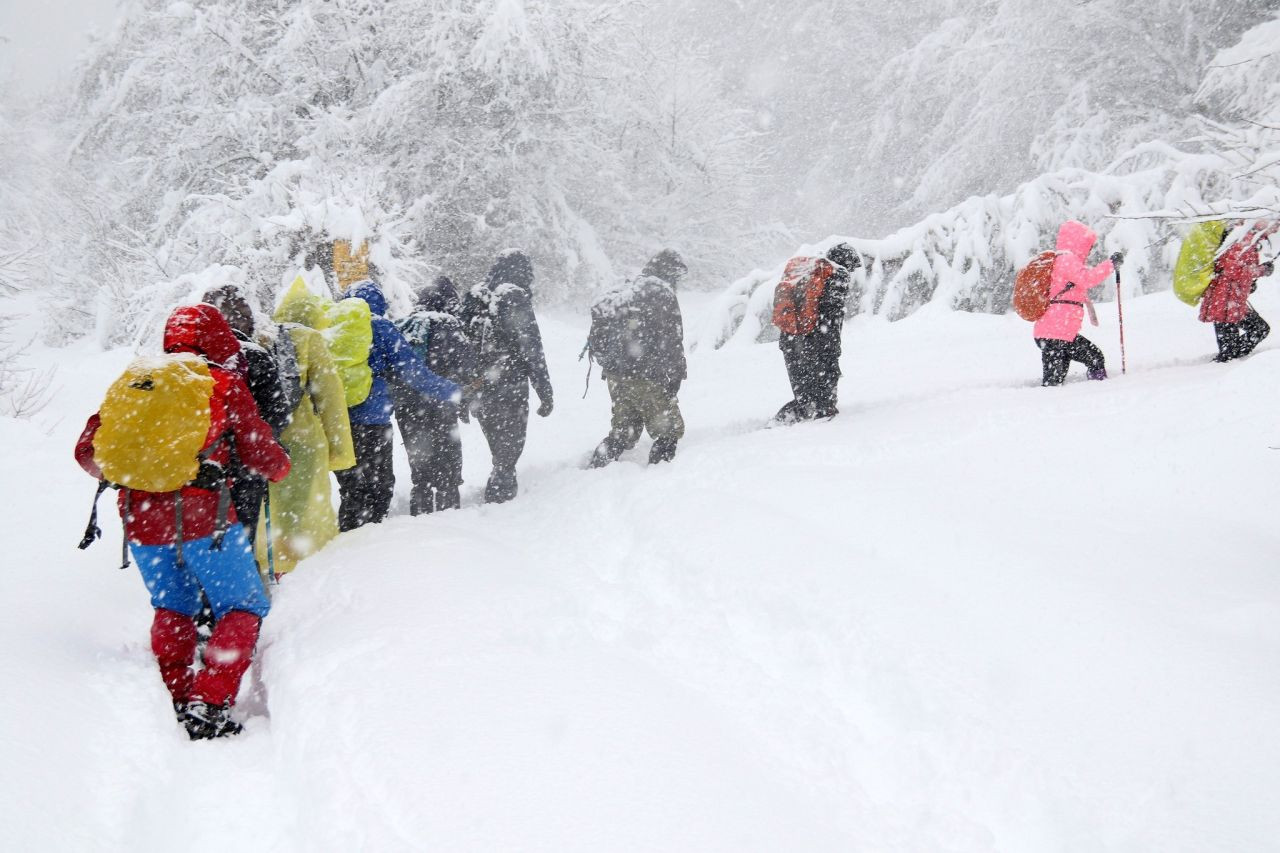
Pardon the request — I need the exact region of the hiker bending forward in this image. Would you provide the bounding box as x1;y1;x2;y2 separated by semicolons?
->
588;249;689;467
1033;221;1116;386
75;305;291;739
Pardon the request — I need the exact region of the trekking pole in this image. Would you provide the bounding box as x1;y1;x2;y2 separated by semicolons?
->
1112;254;1127;375
264;492;277;585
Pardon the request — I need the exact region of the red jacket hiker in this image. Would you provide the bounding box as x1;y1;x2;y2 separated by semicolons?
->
1200;226;1272;324
75;304;291;546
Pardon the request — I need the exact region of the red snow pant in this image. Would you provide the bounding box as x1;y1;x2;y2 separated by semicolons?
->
151;608;261;707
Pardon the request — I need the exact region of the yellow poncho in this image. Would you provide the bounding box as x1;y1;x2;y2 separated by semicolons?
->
257;281;356;574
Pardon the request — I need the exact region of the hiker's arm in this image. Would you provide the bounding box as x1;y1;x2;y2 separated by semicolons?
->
383;322;460;403
225;376;291;482
75;414;103;478
1081;257;1115;290
306;332;355;471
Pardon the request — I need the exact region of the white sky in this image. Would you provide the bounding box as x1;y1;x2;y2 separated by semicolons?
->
0;0;120;96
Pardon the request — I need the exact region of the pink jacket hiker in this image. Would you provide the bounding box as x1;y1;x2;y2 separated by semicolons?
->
1033;221;1115;342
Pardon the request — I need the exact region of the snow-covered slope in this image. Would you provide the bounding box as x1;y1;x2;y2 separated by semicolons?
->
3;287;1279;850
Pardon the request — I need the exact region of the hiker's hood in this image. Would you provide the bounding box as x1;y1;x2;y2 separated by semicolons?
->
163;304;242;366
346;279;388;316
1055;220;1098;260
484;249;534;293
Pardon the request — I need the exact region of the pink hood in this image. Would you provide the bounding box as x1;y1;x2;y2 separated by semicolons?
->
1033;221;1115;342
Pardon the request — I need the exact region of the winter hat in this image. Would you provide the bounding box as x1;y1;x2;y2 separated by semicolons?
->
163;304;243;368
826;243;860;271
416;276;461;314
641;249;688;286
485;249;534;293
201;284;255;339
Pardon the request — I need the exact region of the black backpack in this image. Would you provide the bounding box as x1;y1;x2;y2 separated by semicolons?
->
273;324;305;416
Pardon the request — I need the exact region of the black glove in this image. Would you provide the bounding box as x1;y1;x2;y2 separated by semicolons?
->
1262;262;1275;277
191;461;226;491
1110;251;1124;267
536;394;554;418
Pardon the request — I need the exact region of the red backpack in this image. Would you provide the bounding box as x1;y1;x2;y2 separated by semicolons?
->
1012;251;1060;321
772;257;835;335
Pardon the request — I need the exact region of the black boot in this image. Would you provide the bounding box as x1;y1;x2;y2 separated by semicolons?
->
183;701;243;740
484;468;518;504
648;437;678;465
588;436;625;469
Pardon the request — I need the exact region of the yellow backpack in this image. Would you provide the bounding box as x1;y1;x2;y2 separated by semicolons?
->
94;354;218;492
1173;220;1227;306
277;276;374;407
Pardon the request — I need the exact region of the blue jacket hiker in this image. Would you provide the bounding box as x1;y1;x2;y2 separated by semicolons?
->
336;279;460;530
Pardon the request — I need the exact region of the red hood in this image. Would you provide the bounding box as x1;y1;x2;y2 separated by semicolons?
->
163;304;242;366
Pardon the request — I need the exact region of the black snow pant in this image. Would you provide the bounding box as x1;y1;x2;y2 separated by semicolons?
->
1214;309;1270;361
335;423;395;531
591;377;686;467
397;398;463;515
778;333;840;421
476;380;529;504
1036;336;1106;386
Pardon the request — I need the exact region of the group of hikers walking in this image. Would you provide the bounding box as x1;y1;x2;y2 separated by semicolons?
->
73;215;1275;739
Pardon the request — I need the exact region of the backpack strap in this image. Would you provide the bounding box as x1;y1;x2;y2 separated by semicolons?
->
78;480;110;551
120;489;133;571
209;480;232;552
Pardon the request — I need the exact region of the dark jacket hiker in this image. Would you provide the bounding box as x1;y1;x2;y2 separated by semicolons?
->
460;250;554;503
202;285;292;546
339;279;460;529
394;276;480;514
774;243;859;423
588;249;688;467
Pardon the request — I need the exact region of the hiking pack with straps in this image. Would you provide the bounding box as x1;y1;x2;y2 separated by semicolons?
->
772;257;835;335
1012;251;1076;321
272;324;304;416
79;354;235;569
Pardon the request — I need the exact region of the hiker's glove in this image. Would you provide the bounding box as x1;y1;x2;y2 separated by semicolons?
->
1110;252;1124;267
537;395;554;418
1262;262;1275;277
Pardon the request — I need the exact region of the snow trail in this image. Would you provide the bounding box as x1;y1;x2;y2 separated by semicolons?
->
3;289;1279;850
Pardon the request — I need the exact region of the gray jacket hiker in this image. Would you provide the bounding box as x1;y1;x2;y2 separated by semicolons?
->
587;249;688;468
460;250;554;503
394;276;480;514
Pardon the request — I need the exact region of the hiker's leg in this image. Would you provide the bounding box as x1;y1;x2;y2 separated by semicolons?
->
131;541;204;617
592;379;643;466
397;400;435;516
364;424;395;525
1070;335;1106;379
185;525;270;621
1037;339;1068;386
479;383;528;503
1238;309;1270;357
644;382;685;465
151;608;198;704
189;610;261;708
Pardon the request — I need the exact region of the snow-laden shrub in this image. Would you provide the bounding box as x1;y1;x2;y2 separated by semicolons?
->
691;147;1235;350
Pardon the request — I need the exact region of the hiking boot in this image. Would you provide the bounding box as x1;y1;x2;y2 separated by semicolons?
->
1086;367;1107;381
183;701;243;740
648;438;677;465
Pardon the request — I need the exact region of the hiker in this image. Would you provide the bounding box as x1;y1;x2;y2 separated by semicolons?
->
1201;222;1275;362
587;249;688;467
460;249;554;503
256;280;356;574
338;279;460;529
201;284;292;545
773;243;860;423
75;305;291;739
1032;221;1117;386
393;276;479;514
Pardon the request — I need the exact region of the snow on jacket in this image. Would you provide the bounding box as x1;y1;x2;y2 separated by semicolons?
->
1033;221;1114;342
256;317;355;574
343;280;461;425
460;251;554;403
1200;226;1271;324
588;274;687;389
75;305;291;547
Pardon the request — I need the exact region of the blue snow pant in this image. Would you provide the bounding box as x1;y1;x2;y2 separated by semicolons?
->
130;524;271;619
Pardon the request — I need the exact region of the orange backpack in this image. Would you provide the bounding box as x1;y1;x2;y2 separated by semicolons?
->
772;257;835;335
1012;251;1059;321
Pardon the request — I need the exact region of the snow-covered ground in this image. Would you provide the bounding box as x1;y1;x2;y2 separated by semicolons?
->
2;285;1279;851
